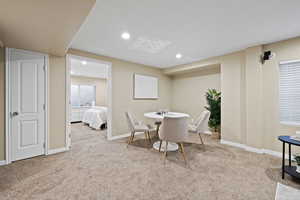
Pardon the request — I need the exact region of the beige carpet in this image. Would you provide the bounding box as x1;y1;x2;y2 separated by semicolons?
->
0;123;299;200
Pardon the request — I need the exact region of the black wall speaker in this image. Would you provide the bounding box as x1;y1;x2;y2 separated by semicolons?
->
261;51;274;64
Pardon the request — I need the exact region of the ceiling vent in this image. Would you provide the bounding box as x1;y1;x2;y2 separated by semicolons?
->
129;37;171;54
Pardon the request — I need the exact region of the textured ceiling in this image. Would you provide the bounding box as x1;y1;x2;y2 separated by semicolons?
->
71;0;300;68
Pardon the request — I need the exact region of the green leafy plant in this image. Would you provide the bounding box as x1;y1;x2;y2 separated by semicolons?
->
205;89;221;132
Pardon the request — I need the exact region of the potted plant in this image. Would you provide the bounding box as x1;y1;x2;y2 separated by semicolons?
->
205;89;221;139
295;154;300;173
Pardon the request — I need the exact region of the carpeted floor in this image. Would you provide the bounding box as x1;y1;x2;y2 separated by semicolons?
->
0;123;299;200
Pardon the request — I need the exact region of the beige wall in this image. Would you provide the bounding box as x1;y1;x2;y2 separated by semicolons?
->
0;47;5;160
220;52;246;143
49;55;66;149
71;76;107;106
244;46;264;149
262;37;300;152
68;49;172;137
167;52;246;143
165;37;300;152
171;67;221;120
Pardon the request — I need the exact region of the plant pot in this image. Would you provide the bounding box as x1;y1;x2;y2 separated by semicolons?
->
297;165;300;173
211;131;221;139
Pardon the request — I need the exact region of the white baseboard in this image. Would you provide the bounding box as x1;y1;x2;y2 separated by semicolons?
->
262;148;294;160
244;145;264;154
47;147;68;155
220;139;291;159
220;139;247;150
0;160;6;166
0;148;69;166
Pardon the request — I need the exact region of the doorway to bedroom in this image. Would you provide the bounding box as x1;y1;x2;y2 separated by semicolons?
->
66;54;112;148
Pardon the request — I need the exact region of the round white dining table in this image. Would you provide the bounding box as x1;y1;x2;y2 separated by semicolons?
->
144;112;190;151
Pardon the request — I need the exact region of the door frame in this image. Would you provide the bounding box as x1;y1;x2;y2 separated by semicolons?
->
66;54;113;144
5;48;49;164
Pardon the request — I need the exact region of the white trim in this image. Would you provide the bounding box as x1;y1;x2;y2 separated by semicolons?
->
279;59;300;65
106;61;113;140
5;48;49;163
262;149;283;158
243;145;264;154
220;139;291;159
66;54;113;141
5;48;10;164
0;160;6;166
68;54;112;66
65;54;71;150
108;132;144;141
47;147;68;155
220;139;246;150
44;54;49;155
280;121;300;127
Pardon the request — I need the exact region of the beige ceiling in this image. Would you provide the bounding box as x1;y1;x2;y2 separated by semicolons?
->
0;0;95;56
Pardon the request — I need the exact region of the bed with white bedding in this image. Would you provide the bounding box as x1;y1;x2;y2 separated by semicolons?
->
82;106;108;129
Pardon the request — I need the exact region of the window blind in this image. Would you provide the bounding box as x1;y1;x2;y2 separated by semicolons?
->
279;60;300;125
71;84;96;107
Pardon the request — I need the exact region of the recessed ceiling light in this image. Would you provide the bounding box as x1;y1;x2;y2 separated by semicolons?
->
81;61;87;65
121;32;130;40
176;53;182;59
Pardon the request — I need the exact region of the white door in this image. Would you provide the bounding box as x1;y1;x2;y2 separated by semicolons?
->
9;49;46;161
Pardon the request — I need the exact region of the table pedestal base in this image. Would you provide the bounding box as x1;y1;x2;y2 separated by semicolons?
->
153;141;178;152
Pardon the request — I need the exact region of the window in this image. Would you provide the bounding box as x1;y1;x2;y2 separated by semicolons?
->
71;84;96;107
279;60;300;125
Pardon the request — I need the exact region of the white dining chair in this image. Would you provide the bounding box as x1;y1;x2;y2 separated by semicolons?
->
125;112;153;146
188;111;211;146
158;116;189;165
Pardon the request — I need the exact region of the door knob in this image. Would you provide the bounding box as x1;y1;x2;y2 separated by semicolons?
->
11;112;19;117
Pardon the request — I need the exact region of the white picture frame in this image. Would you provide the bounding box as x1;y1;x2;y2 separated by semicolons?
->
133;74;158;99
